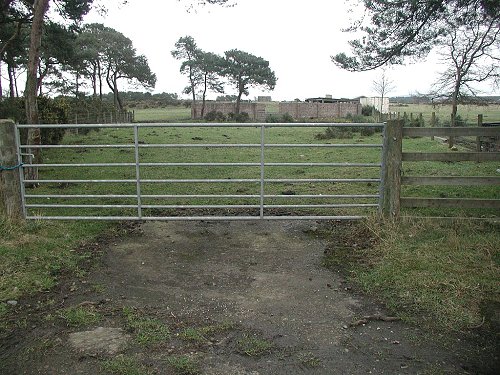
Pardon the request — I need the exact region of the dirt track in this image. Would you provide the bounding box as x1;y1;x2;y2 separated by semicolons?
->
1;220;478;374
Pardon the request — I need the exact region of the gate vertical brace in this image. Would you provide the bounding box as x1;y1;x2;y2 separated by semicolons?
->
14;124;27;219
260;125;265;219
133;125;143;220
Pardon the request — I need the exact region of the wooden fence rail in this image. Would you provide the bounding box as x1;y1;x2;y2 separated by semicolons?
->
381;119;500;218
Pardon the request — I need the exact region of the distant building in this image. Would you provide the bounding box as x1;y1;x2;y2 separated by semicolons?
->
257;96;272;102
359;97;390;114
305;97;357;104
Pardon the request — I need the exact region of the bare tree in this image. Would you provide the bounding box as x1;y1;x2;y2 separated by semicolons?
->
372;69;395;120
431;8;499;129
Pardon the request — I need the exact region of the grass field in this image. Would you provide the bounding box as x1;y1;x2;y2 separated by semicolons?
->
26;125;384;219
390;103;500;125
20;123;499;219
133;106;191;122
132;102;500;126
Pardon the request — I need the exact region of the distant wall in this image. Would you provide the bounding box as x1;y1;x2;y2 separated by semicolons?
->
257;96;272;102
360;97;390;114
191;102;267;121
279;101;361;119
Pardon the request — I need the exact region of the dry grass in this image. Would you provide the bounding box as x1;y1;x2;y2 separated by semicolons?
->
351;217;500;331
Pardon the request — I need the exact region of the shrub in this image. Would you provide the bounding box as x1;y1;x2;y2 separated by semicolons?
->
361;105;375;116
233;112;250;123
401;113;425;128
442;114;466;127
315;127;353;140
266;114;281;123
281;112;294;123
205;111;218;121
0;98;26;123
266;113;295;123
205;110;226;122
215;111;226;122
360;127;376;136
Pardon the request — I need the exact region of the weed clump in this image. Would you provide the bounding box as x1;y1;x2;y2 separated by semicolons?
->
315;127;354;140
102;355;151;375
204;111;226;122
123;307;170;346
237;334;274;356
266;113;294;123
166;355;200;375
59;305;101;327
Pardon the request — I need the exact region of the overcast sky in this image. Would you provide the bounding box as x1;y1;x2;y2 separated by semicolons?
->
85;0;495;101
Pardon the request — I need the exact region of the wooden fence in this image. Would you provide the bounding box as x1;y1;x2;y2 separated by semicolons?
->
70;109;134;124
380;120;500;218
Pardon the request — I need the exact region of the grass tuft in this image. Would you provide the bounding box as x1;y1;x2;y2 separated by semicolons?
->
123;307;170;346
101;355;151;375
297;352;322;368
59;305;101;327
166;355;200;375
237;334;274;356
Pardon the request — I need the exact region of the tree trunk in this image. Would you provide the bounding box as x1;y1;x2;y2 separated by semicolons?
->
14;70;18;97
91;63;97;97
7;63;15;98
201;72;208;118
380;93;384;122
98;60;103;101
107;71;123;112
25;0;50;183
191;92;197;119
75;72;80;98
236;89;244;114
189;69;197;119
105;68;115;107
0;61;2;99
37;63;49;95
115;77;123;111
449;79;460;148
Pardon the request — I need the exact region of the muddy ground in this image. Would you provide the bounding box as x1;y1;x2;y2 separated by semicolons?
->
0;220;495;374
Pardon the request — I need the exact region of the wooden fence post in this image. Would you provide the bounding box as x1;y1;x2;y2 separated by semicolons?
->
431;112;436;141
476;114;483;152
0;119;23;221
449;113;455;148
380;119;402;219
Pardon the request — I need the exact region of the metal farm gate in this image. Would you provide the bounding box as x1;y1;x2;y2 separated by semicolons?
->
15;122;385;221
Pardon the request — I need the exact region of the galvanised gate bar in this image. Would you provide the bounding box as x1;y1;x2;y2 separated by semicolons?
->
15;122;385;220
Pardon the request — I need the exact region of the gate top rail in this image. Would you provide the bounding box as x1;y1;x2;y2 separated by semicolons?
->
16;122;385;129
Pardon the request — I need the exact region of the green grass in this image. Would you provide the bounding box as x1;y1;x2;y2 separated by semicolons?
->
26;125;386;218
123;307;170;346
237;334;274;356
166;355;200;375
0;218;111;323
59;305;101;327
24;124;498;219
102;355;151;375
324;217;500;332
390;103;500;125
133;106;191;122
